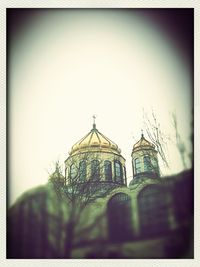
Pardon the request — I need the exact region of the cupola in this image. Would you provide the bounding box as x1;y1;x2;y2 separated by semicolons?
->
129;132;160;186
131;133;155;154
69;121;121;156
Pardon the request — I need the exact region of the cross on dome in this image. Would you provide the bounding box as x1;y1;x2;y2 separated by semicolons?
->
141;129;144;138
92;114;97;129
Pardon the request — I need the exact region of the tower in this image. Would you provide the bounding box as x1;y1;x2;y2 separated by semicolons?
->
130;133;160;185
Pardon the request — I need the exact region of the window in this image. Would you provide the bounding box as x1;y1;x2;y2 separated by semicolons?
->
91;160;100;180
152;157;159;173
107;193;132;241
138;185;170;237
174;178;193;222
143;156;152;171
135;158;141;174
104;160;112;181
114;161;122;183
70;164;77;179
79;161;86;181
123;166;127;185
65;168;68;179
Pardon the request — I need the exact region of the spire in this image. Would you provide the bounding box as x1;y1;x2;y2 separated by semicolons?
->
92;115;96;129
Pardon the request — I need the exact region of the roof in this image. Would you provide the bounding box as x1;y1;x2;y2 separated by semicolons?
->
69;123;121;155
132;134;155;152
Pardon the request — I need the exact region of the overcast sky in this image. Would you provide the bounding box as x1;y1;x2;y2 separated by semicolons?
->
8;9;193;206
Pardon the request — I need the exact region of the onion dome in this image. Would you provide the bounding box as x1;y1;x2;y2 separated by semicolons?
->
49;163;65;185
69;121;121;156
132;133;155;154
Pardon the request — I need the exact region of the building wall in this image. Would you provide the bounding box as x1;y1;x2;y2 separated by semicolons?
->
7;170;193;259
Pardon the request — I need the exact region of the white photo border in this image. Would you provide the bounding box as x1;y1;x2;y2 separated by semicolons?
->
1;1;199;266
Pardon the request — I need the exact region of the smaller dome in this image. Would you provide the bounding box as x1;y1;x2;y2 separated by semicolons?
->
49;163;65;185
132;134;155;153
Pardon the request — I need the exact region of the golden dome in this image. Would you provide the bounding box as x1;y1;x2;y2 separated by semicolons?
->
69;123;121;155
132;134;155;152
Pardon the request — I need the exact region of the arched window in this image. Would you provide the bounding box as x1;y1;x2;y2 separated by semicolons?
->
104;160;112;181
65;167;68;179
174;178;193;223
135;158;141;174
70;164;77;180
79;161;86;181
138;185;170;237
107;193;132;242
114;161;123;183
152;157;159;173
123;166;127;185
91;160;100;180
143;155;152;171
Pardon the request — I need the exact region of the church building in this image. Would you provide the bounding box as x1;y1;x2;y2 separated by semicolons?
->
7;120;193;259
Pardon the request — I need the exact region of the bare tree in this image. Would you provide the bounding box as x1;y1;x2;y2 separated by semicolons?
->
49;153;122;258
143;109;170;171
171;112;187;169
143;109;192;174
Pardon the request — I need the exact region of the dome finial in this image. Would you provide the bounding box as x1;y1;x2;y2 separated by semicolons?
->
92;114;96;129
141;129;144;138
